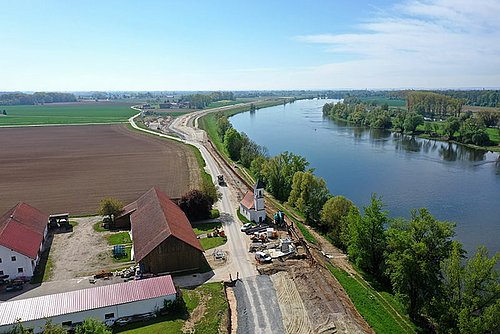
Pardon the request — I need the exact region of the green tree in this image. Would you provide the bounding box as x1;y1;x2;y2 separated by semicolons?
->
216;116;232;139
403;112;424;133
201;176;219;205
239;133;267;168
477;110;499;127
287;171;330;223
250;155;267;180
261;151;309;201
443;116;461;139
42;320;68;334
179;189;213;221
385;209;455;320
458;118;489;146
320;196;355;251
224;128;243;161
75;318;111;334
98;197;124;221
347;194;388;278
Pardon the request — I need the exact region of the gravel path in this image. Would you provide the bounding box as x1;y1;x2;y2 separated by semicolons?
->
234;275;284;334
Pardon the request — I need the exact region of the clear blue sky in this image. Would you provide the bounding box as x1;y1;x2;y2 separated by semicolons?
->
1;0;499;91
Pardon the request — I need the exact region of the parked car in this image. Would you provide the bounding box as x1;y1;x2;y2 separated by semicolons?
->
5;284;23;292
115;313;156;326
240;223;252;232
255;251;272;263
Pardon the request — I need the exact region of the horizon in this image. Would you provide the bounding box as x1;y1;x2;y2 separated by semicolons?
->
1;0;500;91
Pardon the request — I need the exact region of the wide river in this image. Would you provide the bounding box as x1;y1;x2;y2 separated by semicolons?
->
230;99;500;256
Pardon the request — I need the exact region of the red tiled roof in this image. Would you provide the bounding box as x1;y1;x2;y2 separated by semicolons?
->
0;203;48;259
131;187;203;262
115;201;138;219
240;190;254;210
0;275;176;326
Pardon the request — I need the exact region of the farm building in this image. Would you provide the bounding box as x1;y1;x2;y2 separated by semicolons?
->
118;187;205;274
0;202;48;279
239;180;266;223
0;275;177;333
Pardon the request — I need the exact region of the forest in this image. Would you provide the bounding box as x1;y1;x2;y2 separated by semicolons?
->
0;92;76;105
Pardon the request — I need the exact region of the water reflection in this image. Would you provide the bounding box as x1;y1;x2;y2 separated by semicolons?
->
393;133;422;152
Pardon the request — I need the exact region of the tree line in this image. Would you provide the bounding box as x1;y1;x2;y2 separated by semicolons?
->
213;113;499;333
0;92;77;105
323;93;499;147
179;91;235;109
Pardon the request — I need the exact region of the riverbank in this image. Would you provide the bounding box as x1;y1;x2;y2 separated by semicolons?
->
328;114;500;153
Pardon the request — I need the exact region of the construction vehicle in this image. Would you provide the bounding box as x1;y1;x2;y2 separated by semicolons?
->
217;175;225;185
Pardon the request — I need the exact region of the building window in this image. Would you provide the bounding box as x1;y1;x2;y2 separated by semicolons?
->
0;257;2;263
18;268;23;273
11;256;16;261
0;270;3;275
105;312;115;319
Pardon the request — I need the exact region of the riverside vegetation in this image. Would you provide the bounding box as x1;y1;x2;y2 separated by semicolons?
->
201;103;500;333
322;91;500;151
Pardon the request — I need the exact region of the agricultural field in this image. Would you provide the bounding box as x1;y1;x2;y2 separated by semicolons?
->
0;102;137;126
0;124;201;215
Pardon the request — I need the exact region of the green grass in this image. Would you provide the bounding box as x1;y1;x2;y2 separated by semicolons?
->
199;236;226;250
295;221;317;245
358;97;407;107
112;245;132;262
207;100;242;108
210;208;220;219
106;232;132;245
69;221;78;228
93;221;108;232
236;208;252;225
31;248;54;283
0;104;137;126
192;222;222;235
486;127;500;143
327;264;418;334
115;283;226;334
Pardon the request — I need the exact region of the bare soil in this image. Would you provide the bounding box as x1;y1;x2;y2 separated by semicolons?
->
49;216;132;281
0;124;200;215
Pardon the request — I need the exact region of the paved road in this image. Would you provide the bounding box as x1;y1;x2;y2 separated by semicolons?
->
129;106;284;333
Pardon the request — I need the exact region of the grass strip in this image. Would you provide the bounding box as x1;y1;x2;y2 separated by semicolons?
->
106;232;132;245
295;221;317;245
192;222;222;235
199;236;226;250
327;264;417;334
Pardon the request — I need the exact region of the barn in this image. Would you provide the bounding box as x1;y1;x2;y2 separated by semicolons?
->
0;202;48;279
0;275;177;333
118;187;205;274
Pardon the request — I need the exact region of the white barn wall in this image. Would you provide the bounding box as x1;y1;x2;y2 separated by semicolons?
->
0;246;35;278
0;294;176;333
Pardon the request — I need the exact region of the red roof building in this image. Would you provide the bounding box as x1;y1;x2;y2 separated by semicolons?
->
0;275;177;333
239;180;266;223
0;202;48;278
119;187;205;274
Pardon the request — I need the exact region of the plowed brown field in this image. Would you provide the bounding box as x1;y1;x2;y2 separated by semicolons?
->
0;124;200;215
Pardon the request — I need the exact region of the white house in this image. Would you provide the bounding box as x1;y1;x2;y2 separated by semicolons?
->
0;202;48;279
239;180;266;223
0;275;177;333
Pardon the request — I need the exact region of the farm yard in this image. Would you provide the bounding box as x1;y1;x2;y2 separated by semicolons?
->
0;102;138;126
0;124;201;215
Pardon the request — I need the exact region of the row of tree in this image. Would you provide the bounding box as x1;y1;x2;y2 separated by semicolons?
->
8;318;110;334
322;102;424;133
406;91;465;117
323;100;498;146
179;91;235;109
0;92;77;105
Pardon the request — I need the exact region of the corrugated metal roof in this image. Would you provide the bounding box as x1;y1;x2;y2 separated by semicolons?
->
0;202;48;259
0;275;176;326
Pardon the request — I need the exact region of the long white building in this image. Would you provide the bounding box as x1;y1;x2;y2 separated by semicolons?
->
0;275;177;333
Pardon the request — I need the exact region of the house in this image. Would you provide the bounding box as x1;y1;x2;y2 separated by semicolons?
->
239;180;266;223
116;187;205;274
0;202;48;279
0;275;177;333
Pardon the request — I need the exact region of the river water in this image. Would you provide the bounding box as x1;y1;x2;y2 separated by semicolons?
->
230;99;500;256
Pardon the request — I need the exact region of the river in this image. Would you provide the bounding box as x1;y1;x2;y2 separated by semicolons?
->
230;99;500;256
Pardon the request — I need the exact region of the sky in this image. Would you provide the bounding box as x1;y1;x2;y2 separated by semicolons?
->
1;0;499;91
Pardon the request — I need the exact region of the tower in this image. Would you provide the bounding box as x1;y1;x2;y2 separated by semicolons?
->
253;179;265;211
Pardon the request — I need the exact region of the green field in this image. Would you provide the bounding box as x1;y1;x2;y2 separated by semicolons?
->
0;104;137;126
106;232;132;245
200;236;226;250
358;97;407;108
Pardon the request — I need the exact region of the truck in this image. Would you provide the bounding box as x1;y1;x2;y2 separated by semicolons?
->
217;175;225;186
